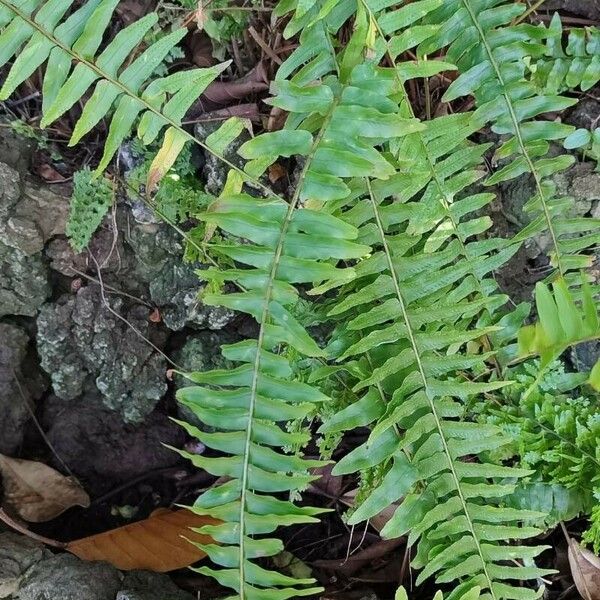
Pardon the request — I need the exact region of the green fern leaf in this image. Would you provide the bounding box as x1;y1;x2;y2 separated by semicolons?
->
173;17;425;593
529;14;600;94
0;0;228;173
518;276;600;367
421;0;597;281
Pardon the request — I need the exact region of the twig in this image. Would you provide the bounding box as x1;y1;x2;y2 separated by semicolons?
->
88;252;183;370
11;369;78;481
0;508;66;548
248;26;282;65
514;0;547;25
67;267;154;308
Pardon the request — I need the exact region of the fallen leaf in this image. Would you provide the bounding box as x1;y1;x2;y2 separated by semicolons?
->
0;454;90;522
67;508;218;572
148;307;161;323
268;163;287;184
568;538;600;600
187;63;269;117
36;163;67;182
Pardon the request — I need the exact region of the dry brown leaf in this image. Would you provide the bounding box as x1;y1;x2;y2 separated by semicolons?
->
568;538;600;600
0;454;89;522
68;508;218;572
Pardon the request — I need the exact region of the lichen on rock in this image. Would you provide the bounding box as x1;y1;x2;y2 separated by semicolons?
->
36;286;167;422
127;220;234;331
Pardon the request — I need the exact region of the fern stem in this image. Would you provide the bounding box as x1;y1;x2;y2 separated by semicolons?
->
0;0;279;201
237;102;338;598
365;177;498;600
460;0;564;277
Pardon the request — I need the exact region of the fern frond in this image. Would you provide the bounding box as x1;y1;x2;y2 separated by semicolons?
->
357;0;519;333
0;0;227;172
310;4;555;598
174;18;428;595
528;14;600;94
516;276;600;398
66;167;113;251
326;175;549;600
422;0;598;280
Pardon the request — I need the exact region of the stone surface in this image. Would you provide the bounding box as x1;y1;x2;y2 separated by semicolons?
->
125;221;234;331
1;534;195;600
44;392;184;492
0;163;46;318
566;95;600;132
0;533;48;599
36;286;167;422
0;324;46;454
544;0;600;20
16;554;122;600
117;572;195;600
0;161;70;318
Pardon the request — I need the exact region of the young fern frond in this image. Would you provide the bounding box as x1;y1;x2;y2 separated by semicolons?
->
0;0;227;172
528;14;600;94
422;0;597;281
517;276;600;393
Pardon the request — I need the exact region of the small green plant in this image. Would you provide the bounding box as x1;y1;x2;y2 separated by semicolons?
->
8;119;62;160
474;360;600;551
66;167;113;252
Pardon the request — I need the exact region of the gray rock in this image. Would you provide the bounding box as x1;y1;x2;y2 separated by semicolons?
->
16;554;121;600
0;162;70;317
0;124;35;173
566;95;600;132
37;286;167;422
571;340;600;373
0;244;49;318
127;222;234;331
117;572;194;600
0;324;46;454
0;533;48;599
1;179;70;255
544;0;600;20
195;121;250;196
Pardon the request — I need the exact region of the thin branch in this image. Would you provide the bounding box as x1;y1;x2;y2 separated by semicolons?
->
0;508;66;548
